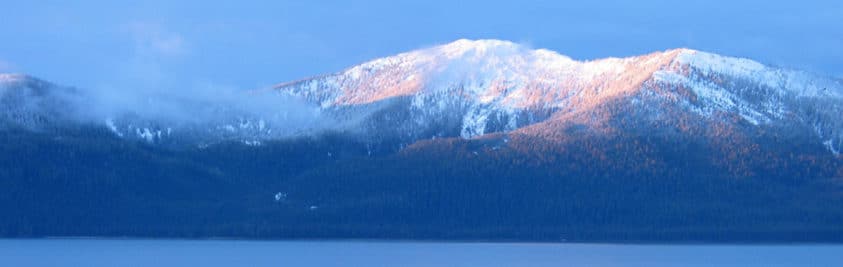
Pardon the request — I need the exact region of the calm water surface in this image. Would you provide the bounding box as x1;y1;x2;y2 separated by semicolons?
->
1;239;841;266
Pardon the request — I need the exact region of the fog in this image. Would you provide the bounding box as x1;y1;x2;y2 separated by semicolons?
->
43;79;338;141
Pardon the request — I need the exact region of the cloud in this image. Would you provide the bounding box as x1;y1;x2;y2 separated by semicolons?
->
79;81;327;128
125;21;188;56
66;23;334;141
108;21;192;92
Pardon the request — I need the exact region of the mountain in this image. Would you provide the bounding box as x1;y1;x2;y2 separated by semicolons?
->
1;40;843;242
5;39;841;154
1;73;329;147
273;39;842;155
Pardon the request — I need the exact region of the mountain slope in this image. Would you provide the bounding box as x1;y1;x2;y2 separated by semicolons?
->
274;39;843;155
4;40;841;154
2;39;843;241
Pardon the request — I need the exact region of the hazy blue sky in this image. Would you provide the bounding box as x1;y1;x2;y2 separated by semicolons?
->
1;0;841;91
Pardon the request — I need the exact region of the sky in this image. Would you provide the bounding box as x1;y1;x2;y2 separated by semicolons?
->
1;0;841;92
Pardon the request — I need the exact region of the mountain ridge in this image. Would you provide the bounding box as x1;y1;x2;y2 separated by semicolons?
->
2;40;843;241
271;39;842;154
1;39;842;155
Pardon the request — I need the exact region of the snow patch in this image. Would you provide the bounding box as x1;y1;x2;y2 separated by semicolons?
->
461;106;491;138
105;118;123;137
243;140;262;146
136;128;155;143
675;50;778;88
824;139;840;156
653;70;771;125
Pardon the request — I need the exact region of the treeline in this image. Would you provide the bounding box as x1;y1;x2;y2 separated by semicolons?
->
1;126;842;242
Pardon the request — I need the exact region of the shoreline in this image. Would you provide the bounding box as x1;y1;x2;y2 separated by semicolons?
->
0;236;834;246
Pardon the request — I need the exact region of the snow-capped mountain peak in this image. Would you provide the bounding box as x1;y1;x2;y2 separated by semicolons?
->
276;41;772;109
274;41;713;116
272;39;842;154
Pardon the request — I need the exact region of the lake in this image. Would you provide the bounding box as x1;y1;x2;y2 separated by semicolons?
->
1;239;841;266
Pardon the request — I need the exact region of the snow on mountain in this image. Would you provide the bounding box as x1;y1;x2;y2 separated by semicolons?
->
655;49;841;124
274;39;843;154
276;39;674;138
2;39;842;155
